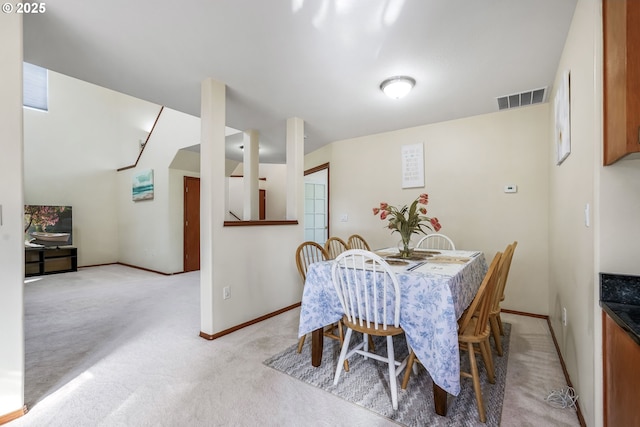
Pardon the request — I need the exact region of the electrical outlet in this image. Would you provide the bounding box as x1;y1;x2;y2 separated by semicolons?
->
223;286;230;300
562;307;567;326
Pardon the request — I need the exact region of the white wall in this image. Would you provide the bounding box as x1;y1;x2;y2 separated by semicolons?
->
199;81;305;335
0;12;25;420
24;71;207;274
308;104;551;315
23;71;161;266
227;163;288;221
116;107;200;274
547;1;599;424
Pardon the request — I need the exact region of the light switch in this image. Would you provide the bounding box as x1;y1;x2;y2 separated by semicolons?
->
584;203;590;227
504;185;517;193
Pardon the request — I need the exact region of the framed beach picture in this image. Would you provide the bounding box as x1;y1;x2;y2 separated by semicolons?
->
132;169;154;201
555;70;571;165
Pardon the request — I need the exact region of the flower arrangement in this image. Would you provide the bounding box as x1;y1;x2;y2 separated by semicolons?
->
373;193;442;258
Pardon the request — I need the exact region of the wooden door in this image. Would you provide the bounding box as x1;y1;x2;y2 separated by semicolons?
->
259;189;266;220
183;176;200;272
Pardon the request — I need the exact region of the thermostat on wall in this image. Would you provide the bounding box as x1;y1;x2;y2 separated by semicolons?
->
504;185;518;193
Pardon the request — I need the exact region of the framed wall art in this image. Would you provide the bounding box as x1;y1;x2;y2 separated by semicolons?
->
555;70;571;165
401;143;424;189
132;169;154;201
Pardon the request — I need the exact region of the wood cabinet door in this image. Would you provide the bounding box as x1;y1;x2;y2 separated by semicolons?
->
603;0;640;165
603;312;640;427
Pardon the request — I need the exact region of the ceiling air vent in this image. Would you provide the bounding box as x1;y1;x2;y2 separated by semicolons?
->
497;87;547;110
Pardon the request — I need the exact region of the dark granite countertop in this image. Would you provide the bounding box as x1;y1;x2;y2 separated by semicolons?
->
600;273;640;346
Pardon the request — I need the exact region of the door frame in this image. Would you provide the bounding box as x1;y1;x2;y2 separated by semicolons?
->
304;162;330;242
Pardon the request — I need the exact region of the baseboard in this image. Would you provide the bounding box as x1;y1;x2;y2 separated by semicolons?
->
500;308;547;319
0;406;27;425
200;302;301;340
77;262;176;275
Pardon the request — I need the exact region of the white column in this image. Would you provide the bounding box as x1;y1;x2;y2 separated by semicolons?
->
286;117;304;221
200;78;226;336
242;129;259;220
0;13;25;418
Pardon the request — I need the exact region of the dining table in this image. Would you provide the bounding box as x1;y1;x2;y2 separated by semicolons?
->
298;247;488;416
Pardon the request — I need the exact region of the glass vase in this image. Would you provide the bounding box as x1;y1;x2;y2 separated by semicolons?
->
398;234;414;259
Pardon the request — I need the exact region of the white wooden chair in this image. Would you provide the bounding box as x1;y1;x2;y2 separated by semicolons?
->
416;233;456;250
331;249;409;410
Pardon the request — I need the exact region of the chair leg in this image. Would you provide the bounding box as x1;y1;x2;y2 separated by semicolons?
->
363;333;370;360
336;321;349;372
479;339;495;384
386;335;398;410
497;312;505;335
468;343;487;423
333;328;353;385
297;335;306;353
489;315;503;356
401;351;416;389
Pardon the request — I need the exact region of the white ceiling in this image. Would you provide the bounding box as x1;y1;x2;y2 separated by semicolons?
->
23;0;577;163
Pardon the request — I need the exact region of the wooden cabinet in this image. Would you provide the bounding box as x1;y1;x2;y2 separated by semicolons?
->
25;247;78;277
603;0;640;165
603;311;640;427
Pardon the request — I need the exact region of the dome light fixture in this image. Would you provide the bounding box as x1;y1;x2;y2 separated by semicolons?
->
380;76;416;99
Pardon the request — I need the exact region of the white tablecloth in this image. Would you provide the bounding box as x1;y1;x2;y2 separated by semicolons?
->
298;249;488;395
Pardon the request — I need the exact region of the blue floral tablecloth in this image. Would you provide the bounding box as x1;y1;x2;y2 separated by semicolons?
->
298;250;488;396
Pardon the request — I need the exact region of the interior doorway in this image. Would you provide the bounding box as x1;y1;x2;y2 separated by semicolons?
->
304;163;329;245
183;176;200;272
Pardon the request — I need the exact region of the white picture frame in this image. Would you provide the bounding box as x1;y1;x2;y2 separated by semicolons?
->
555;70;571;165
401;143;424;189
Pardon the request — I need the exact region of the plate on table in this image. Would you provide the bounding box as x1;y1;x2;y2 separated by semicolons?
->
413;249;441;255
428;256;470;264
387;252;433;261
368;259;409;266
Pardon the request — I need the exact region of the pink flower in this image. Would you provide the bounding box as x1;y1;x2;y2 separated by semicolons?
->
430;217;442;232
418;194;429;205
419;207;427;215
372;207;380;215
380;202;388;210
380;211;388;220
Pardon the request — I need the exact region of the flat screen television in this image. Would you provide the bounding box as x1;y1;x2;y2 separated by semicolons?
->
24;205;73;247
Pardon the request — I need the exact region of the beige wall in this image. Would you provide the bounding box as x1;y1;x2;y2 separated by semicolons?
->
548;1;601;425
0;12;25;418
307;104;551;315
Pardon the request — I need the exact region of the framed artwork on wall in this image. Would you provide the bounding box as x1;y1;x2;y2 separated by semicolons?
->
401;143;424;189
132;169;154;201
555;70;571;165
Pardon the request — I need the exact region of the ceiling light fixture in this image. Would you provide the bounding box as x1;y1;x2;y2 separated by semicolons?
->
380;76;416;99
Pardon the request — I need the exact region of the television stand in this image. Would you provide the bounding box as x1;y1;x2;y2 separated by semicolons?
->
25;247;77;277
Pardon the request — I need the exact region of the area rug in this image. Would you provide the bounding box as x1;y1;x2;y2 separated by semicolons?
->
264;323;511;426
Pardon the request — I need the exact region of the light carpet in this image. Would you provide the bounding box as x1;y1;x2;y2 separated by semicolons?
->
264;324;511;427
